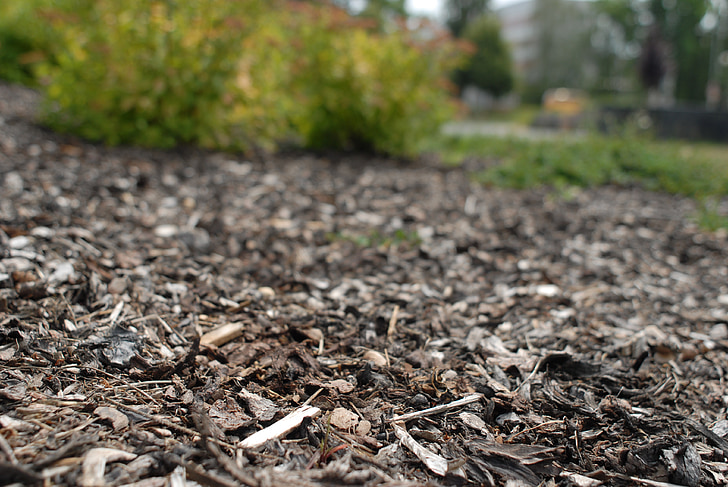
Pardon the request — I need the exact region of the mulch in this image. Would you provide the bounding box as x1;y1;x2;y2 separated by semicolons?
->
2;81;728;487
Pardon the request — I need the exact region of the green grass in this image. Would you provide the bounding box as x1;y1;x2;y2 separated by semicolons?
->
326;229;422;249
467;104;541;125
427;132;728;230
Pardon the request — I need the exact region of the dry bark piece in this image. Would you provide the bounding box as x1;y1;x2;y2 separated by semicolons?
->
361;350;388;367
329;408;359;431
239;388;279;421
209;398;254;431
662;443;701;487
0;382;27;401
559;471;604;486
3;80;728;486
0;414;37;432
93;407;129;431
355;419;371;437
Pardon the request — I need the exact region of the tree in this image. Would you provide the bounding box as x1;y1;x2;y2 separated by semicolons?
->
647;0;710;102
445;0;489;38
639;25;666;89
359;0;406;20
590;0;643;94
331;0;407;23
456;15;513;96
594;0;712;103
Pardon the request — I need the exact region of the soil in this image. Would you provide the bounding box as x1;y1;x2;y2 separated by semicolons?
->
2;81;728;487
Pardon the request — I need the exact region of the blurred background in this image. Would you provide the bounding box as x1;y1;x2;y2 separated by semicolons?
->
1;0;726;227
2;0;727;145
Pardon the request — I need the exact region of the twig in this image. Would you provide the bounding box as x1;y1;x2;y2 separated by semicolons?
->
392;421;448;476
163;452;240;487
105;398;236;450
619;474;687;487
192;403;258;487
516;354;546;393
509;419;564;440
302;387;324;407
156;314;188;344
0;431;18;463
389;393;483;423
387;305;399;343
106;301;125;326
81;366;161;406
54;417;97;441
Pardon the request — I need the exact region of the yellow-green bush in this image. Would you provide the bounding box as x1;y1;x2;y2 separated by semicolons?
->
32;1;463;156
0;0;69;85
289;7;464;156
38;0;292;151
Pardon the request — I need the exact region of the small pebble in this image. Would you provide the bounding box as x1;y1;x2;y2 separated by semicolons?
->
258;286;275;298
362;350;387;367
154;224;179;238
27;144;42;157
8;236;32;250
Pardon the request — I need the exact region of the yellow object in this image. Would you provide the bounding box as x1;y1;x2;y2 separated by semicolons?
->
542;88;586;115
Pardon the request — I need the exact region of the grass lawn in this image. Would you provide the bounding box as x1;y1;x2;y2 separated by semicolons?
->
427;131;728;230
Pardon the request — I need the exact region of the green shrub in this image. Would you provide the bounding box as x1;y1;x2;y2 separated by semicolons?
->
289;8;465;156
0;0;68;85
37;0;292;151
32;1;463;156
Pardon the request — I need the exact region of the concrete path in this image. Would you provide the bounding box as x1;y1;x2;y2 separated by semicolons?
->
442;120;585;140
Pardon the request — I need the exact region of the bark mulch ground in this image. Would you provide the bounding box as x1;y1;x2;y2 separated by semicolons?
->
2;81;728;487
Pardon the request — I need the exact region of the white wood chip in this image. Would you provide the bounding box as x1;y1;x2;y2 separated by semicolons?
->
79;447;137;487
392;421;448;476
200;322;245;347
238;404;320;449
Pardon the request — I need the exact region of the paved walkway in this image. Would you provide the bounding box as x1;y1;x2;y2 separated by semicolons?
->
442;120;585;140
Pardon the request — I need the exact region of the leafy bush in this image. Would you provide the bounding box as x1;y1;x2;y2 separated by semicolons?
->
0;0;68;85
37;0;293;151
289;7;465;156
30;1;463;156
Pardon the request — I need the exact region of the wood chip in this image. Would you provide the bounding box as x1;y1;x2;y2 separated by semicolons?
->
238;405;320;449
79;448;137;487
200;322;245;347
392;421;448;476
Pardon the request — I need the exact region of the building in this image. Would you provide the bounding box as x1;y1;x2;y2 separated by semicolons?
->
496;0;598;93
495;0;538;81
